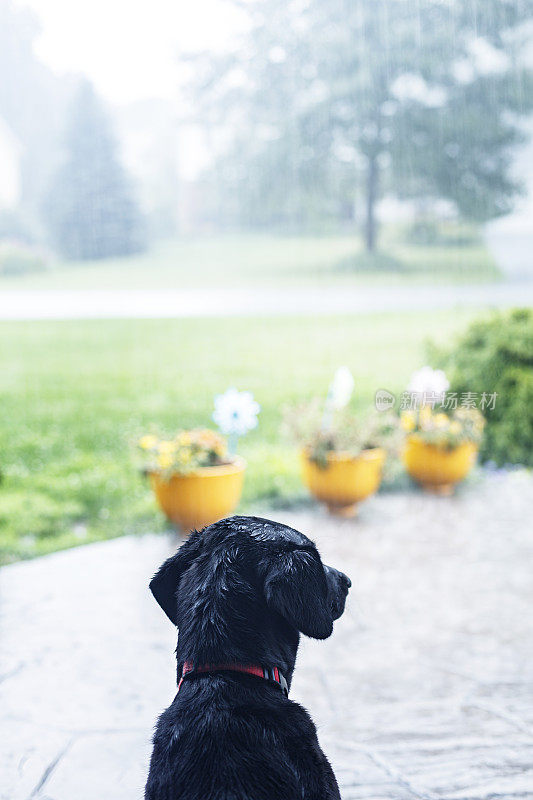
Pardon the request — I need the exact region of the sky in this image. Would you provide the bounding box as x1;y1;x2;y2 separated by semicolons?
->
14;0;246;105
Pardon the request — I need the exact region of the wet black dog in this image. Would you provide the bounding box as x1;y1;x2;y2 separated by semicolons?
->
145;515;351;800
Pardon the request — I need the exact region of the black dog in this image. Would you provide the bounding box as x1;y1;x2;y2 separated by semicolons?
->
145;515;351;800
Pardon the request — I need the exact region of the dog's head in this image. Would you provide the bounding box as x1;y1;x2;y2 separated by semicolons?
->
149;516;351;670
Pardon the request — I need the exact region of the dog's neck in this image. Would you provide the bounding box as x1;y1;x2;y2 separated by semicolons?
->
174;623;300;690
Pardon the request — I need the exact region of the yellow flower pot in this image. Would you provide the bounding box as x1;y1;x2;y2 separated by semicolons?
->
149;458;246;533
301;448;386;517
403;435;478;495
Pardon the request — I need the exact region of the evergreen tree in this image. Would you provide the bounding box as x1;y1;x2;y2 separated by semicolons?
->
0;0;70;228
43;81;146;260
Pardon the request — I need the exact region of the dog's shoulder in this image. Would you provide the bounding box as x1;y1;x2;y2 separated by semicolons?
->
151;683;321;760
148;689;337;800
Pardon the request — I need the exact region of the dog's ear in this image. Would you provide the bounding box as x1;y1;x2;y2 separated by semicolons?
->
150;532;202;625
264;546;333;639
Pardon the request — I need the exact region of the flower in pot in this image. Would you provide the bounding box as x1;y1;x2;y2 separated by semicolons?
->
139;390;259;532
402;367;485;494
285;368;399;517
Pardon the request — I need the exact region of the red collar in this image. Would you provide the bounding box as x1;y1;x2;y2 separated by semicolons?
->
178;661;289;697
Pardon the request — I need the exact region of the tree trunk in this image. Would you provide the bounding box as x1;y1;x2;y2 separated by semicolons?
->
365;155;379;252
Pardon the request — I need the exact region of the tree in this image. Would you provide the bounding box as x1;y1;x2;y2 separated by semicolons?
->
191;0;533;250
43;81;146;260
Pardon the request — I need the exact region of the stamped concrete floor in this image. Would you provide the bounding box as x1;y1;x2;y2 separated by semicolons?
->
1;471;533;800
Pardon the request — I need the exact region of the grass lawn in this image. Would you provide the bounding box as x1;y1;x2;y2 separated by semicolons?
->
0;233;499;290
0;309;478;564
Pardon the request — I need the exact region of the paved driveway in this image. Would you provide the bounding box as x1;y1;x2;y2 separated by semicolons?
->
0;282;532;319
1;471;532;799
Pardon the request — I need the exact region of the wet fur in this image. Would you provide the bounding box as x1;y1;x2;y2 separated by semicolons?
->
145;515;351;800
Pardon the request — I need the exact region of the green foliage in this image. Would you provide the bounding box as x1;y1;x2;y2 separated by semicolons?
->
335;250;405;273
402;220;480;247
0;243;47;276
137;430;229;477
284;401;401;468
43;81;146;260
0;309;474;563
431;309;533;466
403;406;485;450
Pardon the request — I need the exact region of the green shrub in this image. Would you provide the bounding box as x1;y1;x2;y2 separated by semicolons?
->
430;308;533;466
0;243;47;276
404;219;480;246
336;250;404;272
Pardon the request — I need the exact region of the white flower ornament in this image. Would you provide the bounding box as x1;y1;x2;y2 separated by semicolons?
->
322;366;355;431
213;388;260;441
328;366;355;410
407;366;450;396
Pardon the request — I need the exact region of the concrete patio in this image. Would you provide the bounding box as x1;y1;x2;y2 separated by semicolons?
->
1;470;532;799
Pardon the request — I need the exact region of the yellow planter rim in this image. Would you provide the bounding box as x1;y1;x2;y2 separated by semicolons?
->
150;456;247;481
406;434;477;453
302;447;385;464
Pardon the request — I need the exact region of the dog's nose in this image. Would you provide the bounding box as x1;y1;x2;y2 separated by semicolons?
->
340;572;352;590
324;564;351;589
